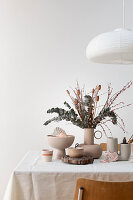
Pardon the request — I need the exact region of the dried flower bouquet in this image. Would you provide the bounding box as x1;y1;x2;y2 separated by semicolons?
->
44;81;132;136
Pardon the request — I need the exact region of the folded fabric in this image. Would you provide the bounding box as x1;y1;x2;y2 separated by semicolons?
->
101;152;118;163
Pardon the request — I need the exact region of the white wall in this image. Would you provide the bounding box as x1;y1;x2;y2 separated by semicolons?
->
0;0;133;198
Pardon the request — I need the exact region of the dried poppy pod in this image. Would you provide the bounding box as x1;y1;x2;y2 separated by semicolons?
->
128;134;133;143
96;96;99;102
66;90;70;95
92;88;95;94
77;89;80;96
74;99;79;105
98;85;101;91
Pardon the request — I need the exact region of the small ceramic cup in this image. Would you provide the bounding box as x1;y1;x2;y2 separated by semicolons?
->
68;147;84;158
42;149;53;162
107;137;118;153
119;143;131;161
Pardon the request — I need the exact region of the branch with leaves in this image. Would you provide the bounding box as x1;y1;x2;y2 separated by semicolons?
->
44;81;133;136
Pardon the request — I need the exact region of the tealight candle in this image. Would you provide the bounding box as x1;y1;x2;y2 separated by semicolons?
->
42;149;53;162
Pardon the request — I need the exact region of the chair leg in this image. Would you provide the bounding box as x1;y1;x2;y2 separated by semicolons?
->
78;187;84;200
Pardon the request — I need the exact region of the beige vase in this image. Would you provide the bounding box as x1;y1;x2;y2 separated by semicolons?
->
84;128;95;145
79;128;102;159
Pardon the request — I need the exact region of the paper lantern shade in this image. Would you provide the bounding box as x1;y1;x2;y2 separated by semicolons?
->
86;28;133;64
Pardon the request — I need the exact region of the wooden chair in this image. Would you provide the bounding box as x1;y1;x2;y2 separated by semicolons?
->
100;143;120;151
74;178;133;200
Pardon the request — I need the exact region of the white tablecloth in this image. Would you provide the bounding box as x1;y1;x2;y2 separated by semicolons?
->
3;151;133;200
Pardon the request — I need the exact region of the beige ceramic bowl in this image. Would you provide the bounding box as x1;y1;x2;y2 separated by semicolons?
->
47;135;75;159
79;144;102;159
68;147;84;158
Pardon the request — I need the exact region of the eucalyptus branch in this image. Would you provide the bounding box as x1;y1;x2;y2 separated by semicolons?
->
44;117;62;125
64;101;71;109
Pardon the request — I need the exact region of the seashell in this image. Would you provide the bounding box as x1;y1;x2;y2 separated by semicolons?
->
58;132;67;137
53;127;67;136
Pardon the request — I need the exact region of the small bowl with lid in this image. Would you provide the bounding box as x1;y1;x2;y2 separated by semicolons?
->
68;147;84;158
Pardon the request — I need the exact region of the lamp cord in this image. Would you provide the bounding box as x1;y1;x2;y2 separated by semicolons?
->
123;0;125;29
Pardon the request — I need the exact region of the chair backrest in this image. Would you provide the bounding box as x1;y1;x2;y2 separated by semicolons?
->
131;143;133;151
74;178;133;200
100;143;107;151
100;143;120;151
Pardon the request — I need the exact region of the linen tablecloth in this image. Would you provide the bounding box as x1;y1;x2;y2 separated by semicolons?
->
3;151;133;200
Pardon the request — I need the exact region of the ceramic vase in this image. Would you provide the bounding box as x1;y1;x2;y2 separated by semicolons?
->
119;143;131;161
79;128;102;159
107;137;118;153
84;128;94;145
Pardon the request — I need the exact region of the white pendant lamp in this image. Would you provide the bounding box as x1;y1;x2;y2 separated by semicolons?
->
86;0;133;64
